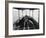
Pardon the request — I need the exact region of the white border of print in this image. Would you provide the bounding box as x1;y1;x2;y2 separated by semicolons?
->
8;3;43;35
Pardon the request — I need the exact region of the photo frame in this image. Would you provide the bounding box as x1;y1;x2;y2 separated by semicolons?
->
5;1;45;37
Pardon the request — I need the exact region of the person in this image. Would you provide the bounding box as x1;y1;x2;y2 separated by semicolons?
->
13;15;39;30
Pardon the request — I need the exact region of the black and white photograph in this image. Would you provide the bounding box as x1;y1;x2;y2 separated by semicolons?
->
13;8;39;30
6;1;45;37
